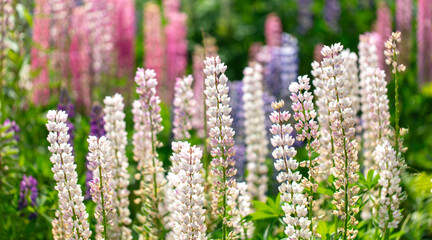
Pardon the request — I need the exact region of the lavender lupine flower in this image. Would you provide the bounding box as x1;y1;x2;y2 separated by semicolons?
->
87;136;116;239
269;100;311;239
192;45;205;137
57;89;75;145
374;2;392;76
132;68;165;237
144;2;165;94
4;119;20;141
265;13;282;47
375;140;404;233
289;76;320;237
46;110;91;239
203;56;238;238
242;63;268;202
18;175;38;214
31;0;50;105
90;103;106;137
232;182;254;240
396;0;412;65
417;0;432;86
321;44;360;239
170;142;207;239
297;0;313;34
103;93;132;240
324;0;341;31
173;75;196;141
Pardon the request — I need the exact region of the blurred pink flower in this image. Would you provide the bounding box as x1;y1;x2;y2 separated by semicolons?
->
417;0;432;86
396;0;412;64
373;3;392;77
32;0;50;105
265;13;282;47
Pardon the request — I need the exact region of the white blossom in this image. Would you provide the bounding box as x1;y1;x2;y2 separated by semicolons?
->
173;75;196;140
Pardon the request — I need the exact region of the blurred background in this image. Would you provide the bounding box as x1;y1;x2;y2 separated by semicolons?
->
1;0;432;239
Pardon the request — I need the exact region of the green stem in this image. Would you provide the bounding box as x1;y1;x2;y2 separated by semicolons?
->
99;166;108;240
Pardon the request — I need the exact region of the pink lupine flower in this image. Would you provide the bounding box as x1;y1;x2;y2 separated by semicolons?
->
417;0;432;86
373;2;392;76
32;0;50;105
46;110;91;239
111;0;136;76
396;0;412;64
203;56;238;238
192;45;205;137
265;13;282;47
144;2;165;96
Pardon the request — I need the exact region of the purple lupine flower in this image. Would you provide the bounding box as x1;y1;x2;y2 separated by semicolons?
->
228;81;245;144
4;119;20;141
417;0;432;86
324;0;341;31
18;175;38;218
90;103;106;138
264;49;282;98
297;0;313;34
57;89;75;145
233;144;246;180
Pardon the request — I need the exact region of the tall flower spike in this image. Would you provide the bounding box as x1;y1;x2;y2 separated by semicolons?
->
52;210;66;240
192;45;206;137
232;182;254;240
417;0;432;86
132;68;165;237
375;140;405;233
203;56;238;239
269;100;311;239
46;110;91;239
289;75;320;237
87;136;116;239
396;0;412;65
320;43;360;239
242;63;269;201
170;142;207;240
374;2;392;76
172;75;196;140
104;93;132;239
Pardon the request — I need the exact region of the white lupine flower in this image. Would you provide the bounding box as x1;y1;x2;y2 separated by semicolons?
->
289;75;320;237
232;182;255;240
269;100;311;239
242;63;269;202
375;140;404;231
87;136;116;239
103;93;132;240
320;43;360;239
52;210;65;240
173;75;196;140
341;50;361;126
132;68;165;237
204;56;238;238
170;142;207;240
46;110;91;239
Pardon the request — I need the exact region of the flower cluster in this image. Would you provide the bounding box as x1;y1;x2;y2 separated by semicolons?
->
87;136;116;239
384;31;407;74
417;0;432;86
103;93;132;239
173;75;196;140
4;119;20;141
396;0;412;65
57;89;75;145
375;140;404;231
192;45;205;137
324;0;341;31
132;68;165;237
374;2;392;74
170;141;207;240
203;56;238;238
232;182;254;240
46;110;91;239
242;63;269;201
18;175;38;213
320;43;360;239
90;103;106;138
269;100;311;239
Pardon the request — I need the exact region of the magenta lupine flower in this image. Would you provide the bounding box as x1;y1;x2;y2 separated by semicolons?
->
265;13;282;48
144;2;165;95
31;0;50;105
396;0;412;64
374;2;392;75
417;0;432;86
111;0;136;76
70;6;91;109
18;175;38;211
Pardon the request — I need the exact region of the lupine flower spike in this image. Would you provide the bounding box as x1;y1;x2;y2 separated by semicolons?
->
170;141;207;240
320;44;360;240
242;63;269;201
203;56;238;239
172;75;196;141
103;93;132;239
132;68;165;237
269;100;311;239
46;110;91;239
289;75;320;237
232;182;254;240
87;136;116;239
